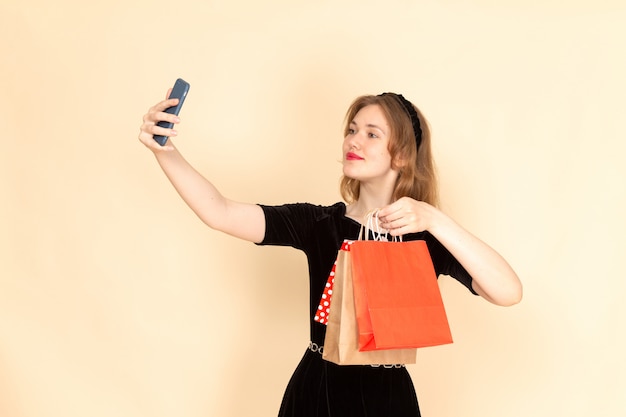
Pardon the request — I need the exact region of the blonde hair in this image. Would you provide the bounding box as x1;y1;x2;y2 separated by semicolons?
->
339;94;439;206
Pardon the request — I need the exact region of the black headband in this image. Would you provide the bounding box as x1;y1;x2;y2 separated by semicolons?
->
379;92;423;150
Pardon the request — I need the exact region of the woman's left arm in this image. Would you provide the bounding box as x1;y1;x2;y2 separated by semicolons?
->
378;198;523;306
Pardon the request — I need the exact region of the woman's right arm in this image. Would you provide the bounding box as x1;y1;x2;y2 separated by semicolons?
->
138;92;266;243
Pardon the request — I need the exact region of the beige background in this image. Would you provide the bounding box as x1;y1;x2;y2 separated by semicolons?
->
1;0;625;416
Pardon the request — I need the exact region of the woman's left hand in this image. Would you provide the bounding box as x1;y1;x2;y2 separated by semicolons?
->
377;197;436;236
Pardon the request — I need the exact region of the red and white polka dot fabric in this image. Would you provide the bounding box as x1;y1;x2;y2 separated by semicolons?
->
314;240;354;325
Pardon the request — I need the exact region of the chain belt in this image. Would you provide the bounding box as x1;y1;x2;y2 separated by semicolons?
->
308;342;405;368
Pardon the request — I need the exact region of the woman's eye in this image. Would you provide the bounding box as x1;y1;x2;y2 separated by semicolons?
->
347;128;355;135
368;132;378;139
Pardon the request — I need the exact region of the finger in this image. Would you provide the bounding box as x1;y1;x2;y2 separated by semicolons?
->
379;199;407;217
154;110;181;125
165;87;173;99
142;108;181;127
138;117;178;139
387;225;409;237
148;123;178;139
145;99;180;120
380;217;403;231
138;128;176;150
155;97;180;112
378;205;403;223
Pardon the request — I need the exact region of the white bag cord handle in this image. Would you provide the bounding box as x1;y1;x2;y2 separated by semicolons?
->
358;210;402;242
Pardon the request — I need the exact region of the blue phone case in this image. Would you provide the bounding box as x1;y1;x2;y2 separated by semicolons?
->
153;78;190;146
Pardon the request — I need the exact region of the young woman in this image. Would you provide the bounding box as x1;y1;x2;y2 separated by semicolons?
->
138;90;522;416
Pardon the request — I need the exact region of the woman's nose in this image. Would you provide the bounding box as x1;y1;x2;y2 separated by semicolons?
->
345;133;362;149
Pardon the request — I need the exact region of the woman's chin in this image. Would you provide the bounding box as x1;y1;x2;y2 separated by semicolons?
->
342;166;360;180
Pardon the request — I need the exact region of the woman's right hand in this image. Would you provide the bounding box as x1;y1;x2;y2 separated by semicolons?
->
138;89;180;152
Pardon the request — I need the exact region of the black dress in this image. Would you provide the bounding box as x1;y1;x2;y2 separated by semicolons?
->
258;202;476;417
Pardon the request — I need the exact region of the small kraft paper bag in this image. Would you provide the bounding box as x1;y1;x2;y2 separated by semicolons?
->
318;241;417;366
350;238;453;351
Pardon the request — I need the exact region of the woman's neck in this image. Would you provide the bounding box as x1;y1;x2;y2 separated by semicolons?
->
345;187;394;222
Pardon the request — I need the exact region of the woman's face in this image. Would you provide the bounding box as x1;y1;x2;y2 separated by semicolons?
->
342;104;398;186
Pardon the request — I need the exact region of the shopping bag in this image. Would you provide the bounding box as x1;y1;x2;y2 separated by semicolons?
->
350;239;453;351
321;241;417;365
313;241;349;326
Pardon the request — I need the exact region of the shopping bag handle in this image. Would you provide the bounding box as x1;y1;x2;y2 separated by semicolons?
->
358;210;402;242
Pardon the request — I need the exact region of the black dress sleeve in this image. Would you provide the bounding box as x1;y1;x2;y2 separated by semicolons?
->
256;203;332;251
422;231;478;295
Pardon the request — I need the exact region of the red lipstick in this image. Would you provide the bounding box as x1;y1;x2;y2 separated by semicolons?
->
346;152;364;161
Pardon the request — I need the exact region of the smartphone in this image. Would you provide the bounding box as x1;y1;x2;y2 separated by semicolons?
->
153;78;190;146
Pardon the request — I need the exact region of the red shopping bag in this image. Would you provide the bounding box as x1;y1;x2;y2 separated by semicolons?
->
350;239;453;351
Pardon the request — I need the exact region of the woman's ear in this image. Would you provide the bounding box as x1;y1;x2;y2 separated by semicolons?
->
393;153;408;170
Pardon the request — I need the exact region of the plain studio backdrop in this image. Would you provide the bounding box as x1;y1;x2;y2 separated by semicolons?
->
1;1;625;416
